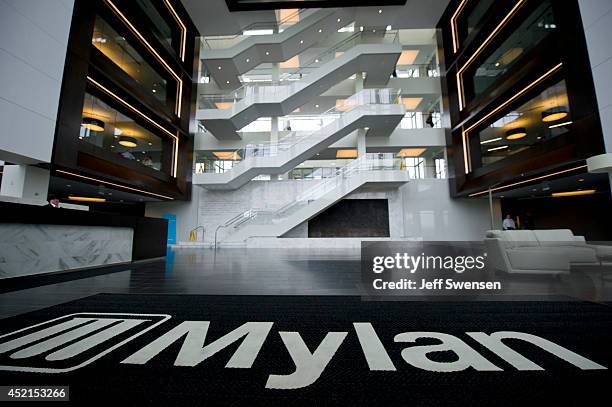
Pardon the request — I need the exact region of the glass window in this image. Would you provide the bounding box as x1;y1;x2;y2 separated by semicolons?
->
403;157;425;179
80;93;166;172
135;0;174;49
474;80;571;167
469;1;555;99
435;158;447;179
92;16;168;103
465;0;496;37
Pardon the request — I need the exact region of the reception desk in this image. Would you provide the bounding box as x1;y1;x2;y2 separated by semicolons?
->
0;202;168;279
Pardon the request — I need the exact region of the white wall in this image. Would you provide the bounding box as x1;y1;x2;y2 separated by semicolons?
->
398;179;501;240
0;0;74;164
148;179;498;244
579;0;612;152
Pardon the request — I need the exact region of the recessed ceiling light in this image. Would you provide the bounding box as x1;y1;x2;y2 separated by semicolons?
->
360;26;364;32
318;28;322;33
386;25;392;31
246;58;250;62
226;80;230;84
68;196;106;203
372;29;376;33
217;66;222;70
578;178;584;182
480;137;502;144
118;136;138;148
542;107;568;122
152;89;156;93
506;127;527;140
315;104;319;108
337;18;341;22
552;189;596;197
548;120;572;129
378;9;382;14
397;148;426;157
81;117;105;132
300;40;303;44
265;51;270;55
315;59;319;63
487;145;509;152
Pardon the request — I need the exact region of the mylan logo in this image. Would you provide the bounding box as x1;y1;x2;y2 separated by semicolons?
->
0;313;606;388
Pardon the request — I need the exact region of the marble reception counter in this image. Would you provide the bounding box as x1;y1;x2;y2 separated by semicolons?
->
0;202;167;279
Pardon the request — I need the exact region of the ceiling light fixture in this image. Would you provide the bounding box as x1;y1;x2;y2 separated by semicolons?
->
397;148;426;157
318;28;322;33
315;104;320;108
81;117;105;132
265;51;270;55
551;189;596;197
337;18;341;22
548;120;572;129
118;136;138;148
542;107;568;122
300;40;303;44
68;196;107;203
487;145;509;152
480;137;502;144
218;66;222;70
386;25;392;31
506;127;527;140
359;26;364;32
336;149;358;158
378;9;382;14
246;58;250;62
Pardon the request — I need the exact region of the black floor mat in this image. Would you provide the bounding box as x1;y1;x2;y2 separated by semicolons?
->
0;294;610;405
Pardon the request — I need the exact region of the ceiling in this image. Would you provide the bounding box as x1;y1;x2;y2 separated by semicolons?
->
487;172;610;200
49;175;163;204
181;0;451;36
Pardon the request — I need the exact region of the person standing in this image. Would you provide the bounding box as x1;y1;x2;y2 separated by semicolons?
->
502;214;516;230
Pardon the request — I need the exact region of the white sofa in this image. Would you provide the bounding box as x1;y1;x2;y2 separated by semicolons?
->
484;229;601;274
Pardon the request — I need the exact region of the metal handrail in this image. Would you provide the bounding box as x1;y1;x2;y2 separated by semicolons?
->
214;211;254;249
199;30;399;105
197;88;403;174
232;153;401;231
202;9;305;49
281;30;399;81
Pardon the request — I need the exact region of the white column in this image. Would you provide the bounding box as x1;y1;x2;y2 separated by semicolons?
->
357;129;367;157
0;165;50;202
271;63;280;83
270;116;279;180
355;73;366;157
423;157;436;179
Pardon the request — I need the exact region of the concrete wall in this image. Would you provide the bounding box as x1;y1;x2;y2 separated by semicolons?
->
148;179;498;244
0;0;74;164
579;0;612;152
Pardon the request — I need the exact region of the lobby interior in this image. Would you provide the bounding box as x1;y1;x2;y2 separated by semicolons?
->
1;0;612;404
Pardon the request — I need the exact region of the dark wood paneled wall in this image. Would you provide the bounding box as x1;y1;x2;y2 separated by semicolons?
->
52;0;200;201
437;0;605;198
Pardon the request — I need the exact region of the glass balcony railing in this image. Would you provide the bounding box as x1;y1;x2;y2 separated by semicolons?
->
230;153;404;229
198;30;400;110
394;63;440;78
194;88;402;174
201;9;307;50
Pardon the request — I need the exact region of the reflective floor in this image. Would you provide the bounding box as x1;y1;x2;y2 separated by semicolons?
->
0;248;363;319
1;247;611;319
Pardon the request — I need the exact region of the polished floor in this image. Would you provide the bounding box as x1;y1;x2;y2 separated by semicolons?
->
1;247;611;319
0;248;363;319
